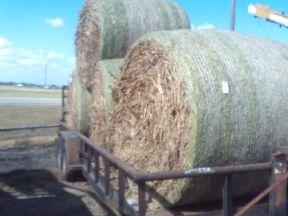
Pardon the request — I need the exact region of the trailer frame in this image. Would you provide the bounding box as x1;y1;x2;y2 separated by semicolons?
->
58;85;288;215
58;121;288;216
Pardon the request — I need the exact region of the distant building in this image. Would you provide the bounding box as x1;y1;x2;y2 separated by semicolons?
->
49;85;59;89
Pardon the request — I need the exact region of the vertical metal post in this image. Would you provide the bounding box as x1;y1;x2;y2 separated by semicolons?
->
105;160;111;197
87;147;91;173
138;182;146;216
269;153;287;216
83;142;88;170
80;141;85;164
119;170;126;213
230;0;236;31
94;153;99;183
61;86;66;122
223;174;233;216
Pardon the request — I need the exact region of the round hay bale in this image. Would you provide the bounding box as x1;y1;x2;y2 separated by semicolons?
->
66;73;92;135
109;29;288;206
76;0;190;87
90;59;124;148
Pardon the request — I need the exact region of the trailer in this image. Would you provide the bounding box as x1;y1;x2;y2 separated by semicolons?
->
57;86;288;216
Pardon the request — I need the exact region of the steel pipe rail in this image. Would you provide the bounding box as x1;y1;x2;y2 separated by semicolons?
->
0;124;59;132
134;162;272;182
60;122;139;179
60;121;273;182
61;85;68;122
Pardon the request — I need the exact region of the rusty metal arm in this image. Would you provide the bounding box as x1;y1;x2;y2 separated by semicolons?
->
235;173;288;216
248;4;288;28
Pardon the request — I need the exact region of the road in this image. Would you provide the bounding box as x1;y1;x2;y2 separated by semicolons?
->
0;97;61;105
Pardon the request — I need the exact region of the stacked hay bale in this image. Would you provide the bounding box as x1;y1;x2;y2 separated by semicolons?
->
90;59;124;148
66;73;92;135
75;0;190;87
67;0;190;144
109;29;288;206
65;60;123;137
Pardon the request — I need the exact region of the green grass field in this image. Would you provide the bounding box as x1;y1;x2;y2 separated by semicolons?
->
0;105;61;148
0;86;61;98
0;105;61;128
0;86;62;148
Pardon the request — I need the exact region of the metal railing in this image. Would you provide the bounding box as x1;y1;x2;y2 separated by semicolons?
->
61;85;68;122
59;121;288;216
0;125;58;132
0;86;66;133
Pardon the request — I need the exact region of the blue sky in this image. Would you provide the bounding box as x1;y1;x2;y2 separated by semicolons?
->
0;0;287;86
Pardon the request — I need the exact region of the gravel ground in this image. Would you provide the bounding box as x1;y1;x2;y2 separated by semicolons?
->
0;145;109;216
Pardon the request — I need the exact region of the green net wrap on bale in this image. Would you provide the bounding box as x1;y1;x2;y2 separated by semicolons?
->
76;0;190;87
66;73;92;135
109;29;288;206
90;59;124;148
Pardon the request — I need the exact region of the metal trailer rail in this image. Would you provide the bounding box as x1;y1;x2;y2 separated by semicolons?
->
61;85;68;122
58;121;288;216
0;125;59;132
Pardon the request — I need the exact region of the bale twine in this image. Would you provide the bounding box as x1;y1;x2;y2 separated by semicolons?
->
76;0;190;87
90;59;124;148
66;73;92;135
109;29;288;206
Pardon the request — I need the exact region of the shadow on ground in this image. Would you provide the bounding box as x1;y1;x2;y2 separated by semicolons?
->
0;169;103;216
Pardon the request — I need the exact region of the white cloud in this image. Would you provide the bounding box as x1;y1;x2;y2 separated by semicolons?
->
17;49;44;65
17;50;66;65
45;18;64;27
47;51;65;59
0;46;14;66
0;44;68;68
18;58;38;66
191;23;215;30
0;37;74;85
0;37;11;47
0;47;13;57
18;49;35;58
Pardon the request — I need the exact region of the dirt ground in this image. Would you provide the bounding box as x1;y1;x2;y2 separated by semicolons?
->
0;144;110;216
